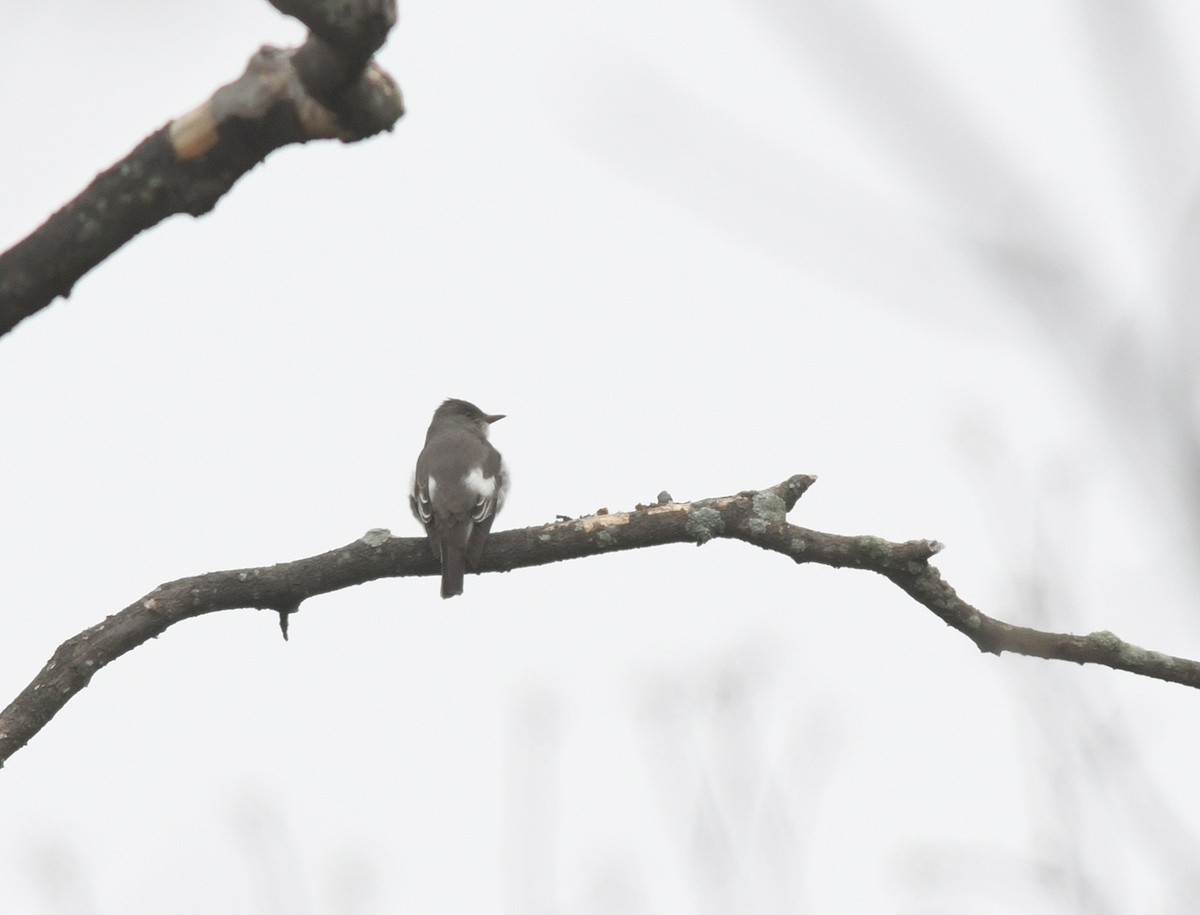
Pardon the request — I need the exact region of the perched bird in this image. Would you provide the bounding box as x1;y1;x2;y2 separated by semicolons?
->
410;399;508;598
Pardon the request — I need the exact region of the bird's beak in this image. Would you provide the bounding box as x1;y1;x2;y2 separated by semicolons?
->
485;413;506;424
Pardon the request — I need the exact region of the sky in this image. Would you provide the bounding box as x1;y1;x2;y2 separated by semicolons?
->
3;1;1200;912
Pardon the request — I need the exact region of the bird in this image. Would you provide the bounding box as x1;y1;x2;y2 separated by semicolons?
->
410;399;508;598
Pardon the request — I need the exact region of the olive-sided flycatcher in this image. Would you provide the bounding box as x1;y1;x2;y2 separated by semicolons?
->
411;399;508;598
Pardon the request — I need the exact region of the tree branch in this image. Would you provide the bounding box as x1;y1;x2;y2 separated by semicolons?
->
0;0;402;338
2;474;1196;768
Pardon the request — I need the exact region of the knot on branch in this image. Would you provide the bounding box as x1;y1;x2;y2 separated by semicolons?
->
270;0;397;60
167;0;402;166
271;0;401;132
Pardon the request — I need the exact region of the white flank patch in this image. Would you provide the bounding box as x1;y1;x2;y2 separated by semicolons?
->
463;467;496;499
427;476;438;502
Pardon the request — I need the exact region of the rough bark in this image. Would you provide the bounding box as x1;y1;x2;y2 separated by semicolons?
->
2;474;1197;768
0;0;402;337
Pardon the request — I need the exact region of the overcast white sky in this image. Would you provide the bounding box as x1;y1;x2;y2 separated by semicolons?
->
4;2;1200;912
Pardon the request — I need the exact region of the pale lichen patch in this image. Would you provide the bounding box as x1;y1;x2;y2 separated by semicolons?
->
360;528;392;547
686;507;724;544
751;491;787;525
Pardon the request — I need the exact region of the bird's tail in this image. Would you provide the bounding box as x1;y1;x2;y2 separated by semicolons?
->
438;527;468;599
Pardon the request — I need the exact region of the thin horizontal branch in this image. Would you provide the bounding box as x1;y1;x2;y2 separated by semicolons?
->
0;0;402;338
2;474;1197;768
